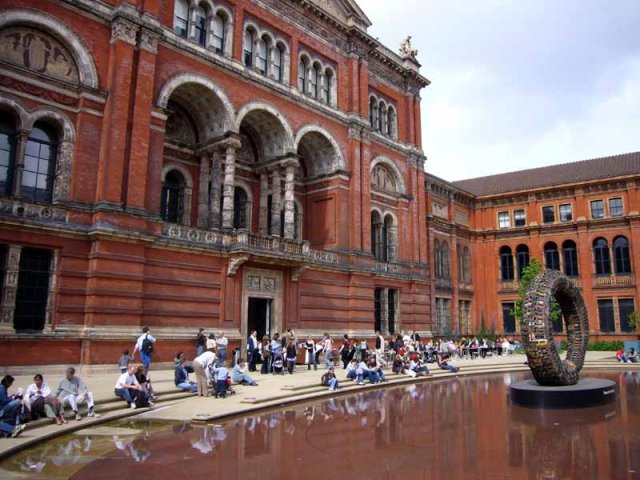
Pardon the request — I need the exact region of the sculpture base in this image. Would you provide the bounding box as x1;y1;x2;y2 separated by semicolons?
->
510;378;617;409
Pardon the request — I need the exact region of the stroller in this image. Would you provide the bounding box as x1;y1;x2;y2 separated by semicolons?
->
208;365;236;398
272;352;284;375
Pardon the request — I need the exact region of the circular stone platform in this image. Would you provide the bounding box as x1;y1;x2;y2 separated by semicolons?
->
510;378;617;409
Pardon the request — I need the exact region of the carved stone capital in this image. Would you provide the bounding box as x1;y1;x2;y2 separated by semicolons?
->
139;28;159;54
228;254;250;276
111;17;139;46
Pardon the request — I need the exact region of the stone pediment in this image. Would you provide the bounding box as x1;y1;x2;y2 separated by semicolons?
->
306;0;372;29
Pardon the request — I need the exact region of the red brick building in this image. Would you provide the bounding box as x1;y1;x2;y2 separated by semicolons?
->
0;0;637;367
427;152;640;341
0;0;430;366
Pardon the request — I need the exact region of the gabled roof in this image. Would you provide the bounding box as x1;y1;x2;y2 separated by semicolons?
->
451;151;640;197
306;0;372;29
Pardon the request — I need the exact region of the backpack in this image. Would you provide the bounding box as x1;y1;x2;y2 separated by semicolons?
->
141;334;154;355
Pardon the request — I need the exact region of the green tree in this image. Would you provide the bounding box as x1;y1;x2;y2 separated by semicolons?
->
513;258;562;326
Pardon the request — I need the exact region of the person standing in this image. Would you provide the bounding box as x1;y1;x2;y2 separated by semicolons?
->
260;335;272;374
338;334;350;369
375;330;385;359
247;331;259;372
322;333;334;368
286;341;297;375
216;332;229;367
303;337;317;371
133;327;156;374
193;349;216;397
196;329;207;357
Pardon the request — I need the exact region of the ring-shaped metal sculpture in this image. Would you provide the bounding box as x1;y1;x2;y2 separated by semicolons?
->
521;270;589;386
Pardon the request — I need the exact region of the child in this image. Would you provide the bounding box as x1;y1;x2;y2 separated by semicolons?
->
210;362;230;398
118;350;133;373
272;351;284;375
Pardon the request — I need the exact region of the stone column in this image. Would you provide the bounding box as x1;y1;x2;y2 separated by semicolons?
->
387;225;398;262
283;162;296;239
270;168;282;236
380;287;389;336
258;171;269;235
52;141;74;203
209;149;223;228
197;153;210;228
11;131;29;199
221;143;239;229
0;245;21;327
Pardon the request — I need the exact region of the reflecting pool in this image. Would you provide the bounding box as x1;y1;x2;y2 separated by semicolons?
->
1;371;639;479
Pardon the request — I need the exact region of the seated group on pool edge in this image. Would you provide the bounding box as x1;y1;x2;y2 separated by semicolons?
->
0;369;99;439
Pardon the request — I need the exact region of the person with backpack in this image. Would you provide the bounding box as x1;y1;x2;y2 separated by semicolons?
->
133;327;156;375
195;328;207;357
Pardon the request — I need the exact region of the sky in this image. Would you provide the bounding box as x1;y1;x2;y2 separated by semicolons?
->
363;0;640;181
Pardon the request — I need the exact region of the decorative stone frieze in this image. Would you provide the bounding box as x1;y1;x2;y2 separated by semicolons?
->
53;141;74;203
138;28;159;54
162;223;224;246
0;198;67;223
0;245;21;325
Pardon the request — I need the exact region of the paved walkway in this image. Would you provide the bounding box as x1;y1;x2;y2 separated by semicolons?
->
0;350;630;460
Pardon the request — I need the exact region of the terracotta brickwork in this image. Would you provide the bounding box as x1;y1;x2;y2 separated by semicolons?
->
0;0;429;365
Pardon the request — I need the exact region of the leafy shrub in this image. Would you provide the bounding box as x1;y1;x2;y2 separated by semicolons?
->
587;341;623;351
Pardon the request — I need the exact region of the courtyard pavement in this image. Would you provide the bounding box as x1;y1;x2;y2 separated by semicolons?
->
0;350;631;460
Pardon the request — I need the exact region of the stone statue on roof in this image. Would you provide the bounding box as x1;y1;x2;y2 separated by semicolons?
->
399;36;418;59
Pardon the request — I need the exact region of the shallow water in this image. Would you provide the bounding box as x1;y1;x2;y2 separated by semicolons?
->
1;371;639;479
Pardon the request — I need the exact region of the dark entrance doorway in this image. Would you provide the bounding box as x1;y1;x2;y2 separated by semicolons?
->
248;297;272;340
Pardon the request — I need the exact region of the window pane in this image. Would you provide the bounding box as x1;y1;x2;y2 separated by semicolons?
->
502;303;516;334
598;299;615;333
563;242;579;277
22;170;36;188
243;31;253;67
591;200;604;219
542;206;555;224
559;204;572;222
514;209;525;227
609;198;623;217
498;212;510;228
619;299;635;333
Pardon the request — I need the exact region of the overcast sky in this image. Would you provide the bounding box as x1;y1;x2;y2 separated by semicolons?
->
364;0;640;181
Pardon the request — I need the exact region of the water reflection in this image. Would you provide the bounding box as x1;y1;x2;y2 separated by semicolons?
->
0;371;638;479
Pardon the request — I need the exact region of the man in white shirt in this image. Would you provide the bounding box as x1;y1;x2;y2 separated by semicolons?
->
216;332;229;367
114;365;142;409
193;349;216;397
132;327;156;374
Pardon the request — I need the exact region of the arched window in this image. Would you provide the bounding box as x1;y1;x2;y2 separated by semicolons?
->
243;29;254;67
233;187;248;230
562;240;579;277
544;242;560;271
440;242;450;279
173;0;189;38
369;97;378;129
309;63;320;98
613;236;632;274
371;211;383;260
379;102;387;133
387;107;396;137
256;36;268;75
593;238;611;275
463;246;471;283
211;13;226;54
500;246;514;281
298;57;308;93
0;113;16;196
23;122;57;203
516;245;530;279
193;5;207;46
273;44;284;82
161;170;185;224
322;69;333;104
